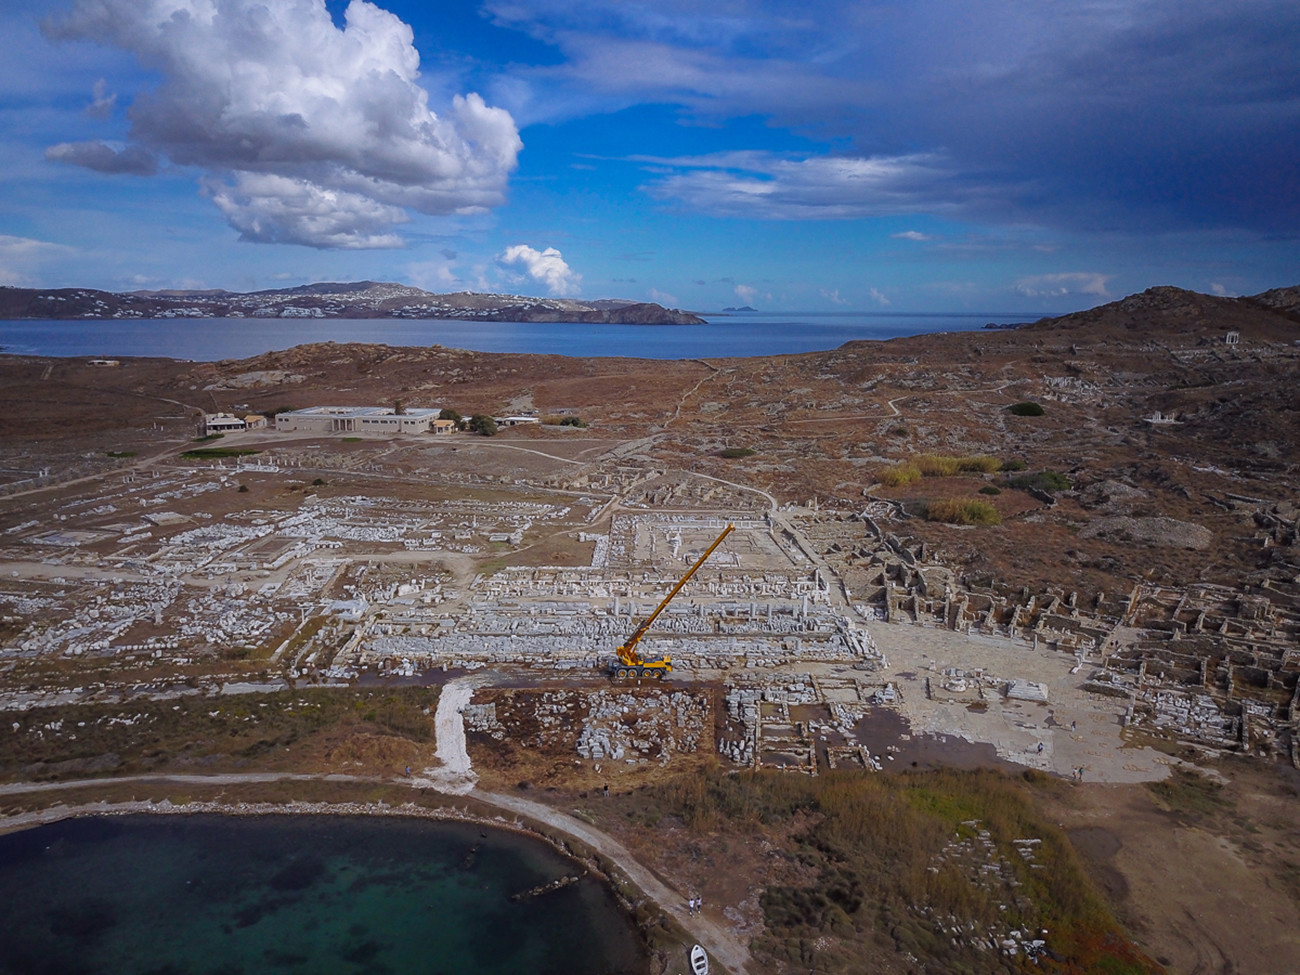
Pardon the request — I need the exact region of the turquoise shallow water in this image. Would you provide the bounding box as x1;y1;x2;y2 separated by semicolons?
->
0;815;647;975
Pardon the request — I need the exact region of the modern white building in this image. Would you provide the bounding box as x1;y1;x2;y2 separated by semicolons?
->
203;412;248;434
274;406;442;434
495;415;541;427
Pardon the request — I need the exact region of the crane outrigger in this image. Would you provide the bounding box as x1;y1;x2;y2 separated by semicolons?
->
610;523;734;679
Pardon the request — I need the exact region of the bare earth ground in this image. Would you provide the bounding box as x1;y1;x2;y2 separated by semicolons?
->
1045;760;1300;974
0;286;1298;973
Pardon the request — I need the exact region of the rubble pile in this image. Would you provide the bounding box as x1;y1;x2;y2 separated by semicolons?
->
576;690;708;765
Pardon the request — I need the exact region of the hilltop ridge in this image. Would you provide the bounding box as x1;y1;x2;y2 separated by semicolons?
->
994;285;1300;341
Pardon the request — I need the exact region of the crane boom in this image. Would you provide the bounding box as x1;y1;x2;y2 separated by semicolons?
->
613;523;734;677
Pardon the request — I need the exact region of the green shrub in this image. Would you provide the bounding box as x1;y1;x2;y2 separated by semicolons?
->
438;408;463;423
719;447;757;458
559;415;588;427
1005;470;1071;492
924;498;1002;525
978;485;1001;496
193;433;225;442
237;484;249;493
467;414;497;437
1009;401;1045;417
879;464;922;487
1000;458;1027;472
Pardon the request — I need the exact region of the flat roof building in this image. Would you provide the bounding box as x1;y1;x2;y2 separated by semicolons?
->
275;406;441;435
203;412;247;434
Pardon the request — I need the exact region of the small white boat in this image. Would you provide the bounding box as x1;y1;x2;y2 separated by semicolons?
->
690;944;709;975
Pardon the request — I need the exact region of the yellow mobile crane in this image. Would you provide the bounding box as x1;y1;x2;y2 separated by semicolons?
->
611;523;734;679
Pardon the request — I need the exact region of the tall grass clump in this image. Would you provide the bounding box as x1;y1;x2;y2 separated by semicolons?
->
878;464;922;487
910;454;1003;477
924;498;1002;525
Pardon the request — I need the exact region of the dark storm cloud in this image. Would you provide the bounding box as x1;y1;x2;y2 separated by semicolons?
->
485;0;1300;232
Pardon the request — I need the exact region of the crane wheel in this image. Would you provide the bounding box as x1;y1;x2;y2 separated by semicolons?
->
616;668;628;679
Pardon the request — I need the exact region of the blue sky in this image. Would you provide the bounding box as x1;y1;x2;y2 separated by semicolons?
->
1;0;1297;312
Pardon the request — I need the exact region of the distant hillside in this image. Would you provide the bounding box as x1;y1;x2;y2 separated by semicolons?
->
1011;285;1300;342
1247;285;1300;319
0;281;706;325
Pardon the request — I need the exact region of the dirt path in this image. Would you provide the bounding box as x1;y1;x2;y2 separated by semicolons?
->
664;362;719;430
473;788;752;975
416;675;480;795
451;441;587;465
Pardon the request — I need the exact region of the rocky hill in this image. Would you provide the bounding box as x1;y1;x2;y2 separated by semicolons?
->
983;285;1300;343
0;280;706;325
1248;284;1300;318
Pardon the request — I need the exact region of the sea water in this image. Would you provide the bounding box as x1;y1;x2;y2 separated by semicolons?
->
0;815;647;975
0;311;1041;361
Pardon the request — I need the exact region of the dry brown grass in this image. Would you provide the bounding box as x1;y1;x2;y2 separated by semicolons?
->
914;454;1002;476
878;463;922;487
647;767;1159;975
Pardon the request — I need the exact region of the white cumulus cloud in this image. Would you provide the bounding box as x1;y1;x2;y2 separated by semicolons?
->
45;140;157;175
867;287;890;306
205;173;408;249
0;235;74;286
497;244;581;296
1013;272;1110;298
819;288;848;305
86;78;118;119
734;283;757;305
43;0;522;248
646;287;678;306
892;230;932;241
